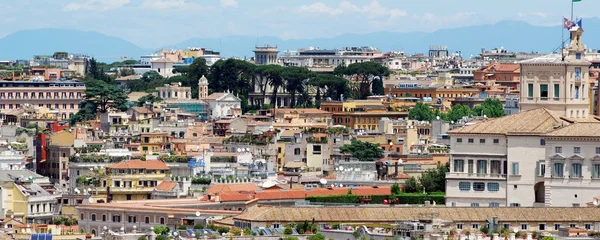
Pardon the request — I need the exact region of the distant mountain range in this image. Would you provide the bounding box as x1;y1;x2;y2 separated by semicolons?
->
2;19;600;63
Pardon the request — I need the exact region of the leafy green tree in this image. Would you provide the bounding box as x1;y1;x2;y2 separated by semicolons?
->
119;68;135;77
122;60;139;65
210;59;254;111
86;58;113;83
307;233;326;240
53;52;68;59
172;58;210;98
283;226;293;235
391;183;401;195
418;163;449;193
339;61;389;99
282;66;315;108
260;65;286;107
472;98;505;118
446;104;472;122
340;139;384;161
309;74;353;102
403;177;421;193
408;102;434;121
136;94;162;107
83;79;128;113
127;71;165;92
371;78;384;95
153;226;169;235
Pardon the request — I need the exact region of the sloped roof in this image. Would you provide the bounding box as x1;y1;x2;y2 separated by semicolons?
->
448;108;563;135
155;181;178;191
106;160;169;170
132;107;153;114
284;161;306;168
205;183;260;194
205;93;226;100
234;206;600;223
545;122;600;137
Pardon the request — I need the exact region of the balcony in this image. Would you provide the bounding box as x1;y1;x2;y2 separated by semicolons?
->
446;172;507;180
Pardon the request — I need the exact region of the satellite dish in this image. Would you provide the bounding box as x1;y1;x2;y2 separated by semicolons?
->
340;184;344;188
237;148;242;153
88;197;94;203
339;166;344;171
594;199;599;207
319;178;327;185
245;148;250;152
196;211;201;217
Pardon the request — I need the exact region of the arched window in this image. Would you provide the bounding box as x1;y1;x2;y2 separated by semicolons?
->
145;216;150;224
160;217;165;224
80;213;84;220
91;214;96;221
102;214;106;222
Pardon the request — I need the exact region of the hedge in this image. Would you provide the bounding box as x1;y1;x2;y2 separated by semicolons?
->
305;193;445;205
305;194;360;204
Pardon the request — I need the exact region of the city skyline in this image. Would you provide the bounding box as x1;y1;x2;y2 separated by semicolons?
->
1;0;597;49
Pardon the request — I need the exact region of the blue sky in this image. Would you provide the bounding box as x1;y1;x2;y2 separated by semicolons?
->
0;0;597;48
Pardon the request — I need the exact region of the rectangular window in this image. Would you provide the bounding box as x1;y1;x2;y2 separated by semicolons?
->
510;203;521;207
575;67;581;80
459;182;470;191
456;224;464;230
521;224;529;230
493;139;499;144
538;224;546;231
554;224;561;231
472;223;480;229
574;147;581;154
597;147;600;154
540;84;548;98
456;138;462;143
477;160;487;175
585;224;592;230
554;84;560;99
537;161;546;177
479;139;485;143
555;147;562;153
504;224;511;230
468;138;474;143
571;163;582;178
487;182;499;192
511;162;520;176
576;53;582;60
454;160;464;172
593;164;600;178
473;182;485;191
528;83;534;98
570;223;577;228
554;163;564;177
540;139;545;145
489;202;500;207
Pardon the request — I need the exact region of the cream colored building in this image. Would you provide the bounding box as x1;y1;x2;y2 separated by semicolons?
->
447;108;600;207
542;122;600;207
519;26;591;118
151;58;175;78
157;82;192;100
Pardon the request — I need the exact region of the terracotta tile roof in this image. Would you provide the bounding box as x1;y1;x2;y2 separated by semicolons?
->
132;107;154;114
284;161;306;168
274;108;332;115
116;75;140;81
213;186;391;202
77;199;241;215
106;160;169;170
234;206;600;223
448;108;563;135
306;186;391;197
545;122;600;137
486;63;520;72
205;93;226;100
205;184;260;194
155;181;177;191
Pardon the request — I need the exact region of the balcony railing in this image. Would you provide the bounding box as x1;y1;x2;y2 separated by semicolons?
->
446;172;507;179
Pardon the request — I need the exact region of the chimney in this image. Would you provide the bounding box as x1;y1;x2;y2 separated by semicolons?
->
394;161;399;177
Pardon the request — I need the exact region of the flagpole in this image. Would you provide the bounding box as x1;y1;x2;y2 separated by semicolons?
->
571;0;574;22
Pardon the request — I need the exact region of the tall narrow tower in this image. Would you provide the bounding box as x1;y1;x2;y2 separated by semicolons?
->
198;75;208;99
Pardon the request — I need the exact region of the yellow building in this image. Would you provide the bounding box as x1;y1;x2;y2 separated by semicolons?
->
95;160;170;202
140;133;172;155
1;170;59;224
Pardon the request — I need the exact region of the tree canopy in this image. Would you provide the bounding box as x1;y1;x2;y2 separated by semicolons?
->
309;74;353;103
408;102;434;121
336;61;389;99
472;98;505;118
340;139;384;161
418;164;449;193
281;66;315;108
136;94;162;107
71;79;128;125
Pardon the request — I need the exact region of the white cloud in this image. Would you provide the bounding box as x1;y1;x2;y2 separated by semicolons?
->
63;0;130;12
299;0;406;20
220;0;238;8
141;0;187;9
517;12;549;18
299;2;342;16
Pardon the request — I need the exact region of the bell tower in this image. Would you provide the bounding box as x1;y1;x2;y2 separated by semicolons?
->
567;26;585;61
198;75;208;99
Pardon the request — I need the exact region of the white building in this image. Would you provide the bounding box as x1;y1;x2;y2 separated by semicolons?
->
446;107;600;207
0;150;25;170
151;58;175;78
203;92;242;119
280;46;382;68
519;26;590;118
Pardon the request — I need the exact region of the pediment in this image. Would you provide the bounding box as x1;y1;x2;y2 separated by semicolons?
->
591;154;600;161
550;153;566;160
568;154;585;161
